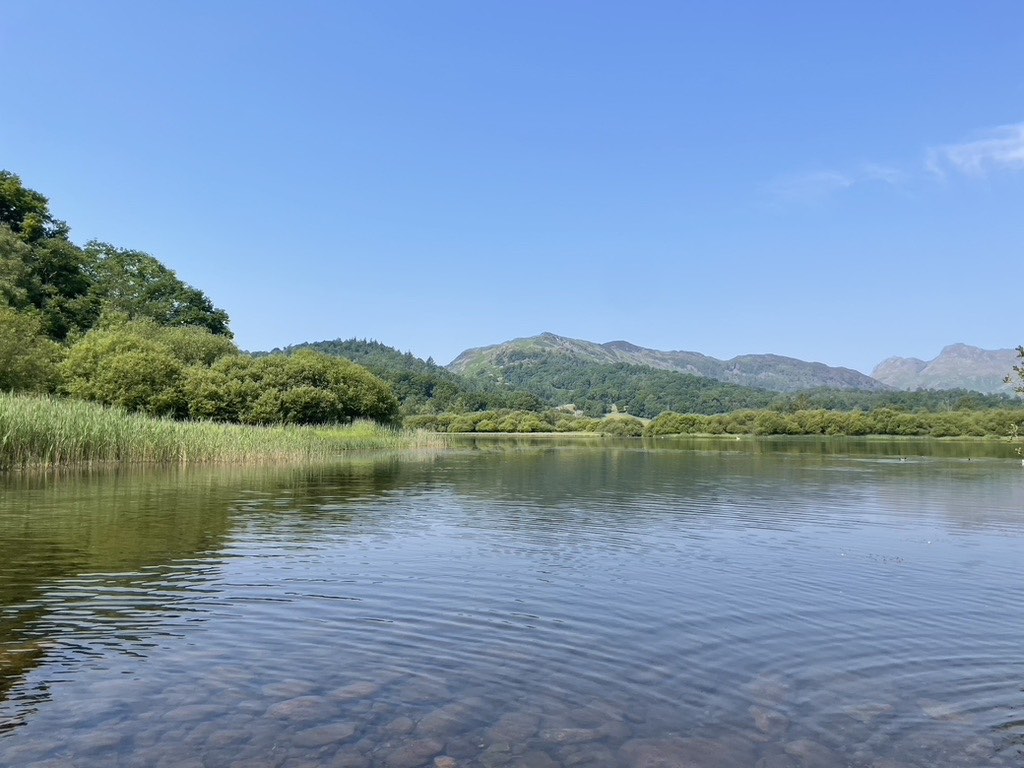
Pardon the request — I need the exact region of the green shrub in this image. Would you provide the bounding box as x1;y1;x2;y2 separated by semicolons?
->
0;305;63;393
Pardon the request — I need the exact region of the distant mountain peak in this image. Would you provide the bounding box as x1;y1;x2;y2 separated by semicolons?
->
872;344;1018;394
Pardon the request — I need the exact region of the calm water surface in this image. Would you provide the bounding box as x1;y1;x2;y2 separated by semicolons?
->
0;439;1022;767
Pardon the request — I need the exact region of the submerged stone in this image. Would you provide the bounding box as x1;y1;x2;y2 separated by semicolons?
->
511;750;560;768
783;738;844;768
384;737;445;768
265;695;334;721
332;681;382;702
755;754;799;768
327;750;371;768
559;743;617;766
842;702;894;725
383;715;416;735
416;699;485;737
262;680;319;699
539;727;603;745
746;674;792;706
619;736;756;768
750;704;790;736
917;699;971;723
486;711;541;743
163;704;226;723
291;721;358;748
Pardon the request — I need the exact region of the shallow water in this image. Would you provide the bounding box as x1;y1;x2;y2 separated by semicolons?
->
1;439;1022;767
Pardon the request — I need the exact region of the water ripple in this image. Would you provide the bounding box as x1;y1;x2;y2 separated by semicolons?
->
1;449;1022;766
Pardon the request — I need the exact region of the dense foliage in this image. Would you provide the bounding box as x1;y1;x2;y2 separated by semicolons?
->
405;406;1023;438
184;350;399;425
0;170;231;341
0;172;399;427
61;319;239;416
484;359;774;417
264;338;542;414
646;408;1022;437
457;356;1022;418
61;320;399;425
766;387;1021;413
0;305;63;393
405;409;645;435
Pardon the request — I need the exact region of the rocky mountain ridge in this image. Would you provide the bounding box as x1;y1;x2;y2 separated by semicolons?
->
449;332;890;393
871;343;1019;394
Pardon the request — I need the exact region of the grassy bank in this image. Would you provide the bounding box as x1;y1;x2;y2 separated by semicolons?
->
0;393;448;470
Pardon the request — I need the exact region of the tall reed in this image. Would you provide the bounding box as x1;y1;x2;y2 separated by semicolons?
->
0;393;448;469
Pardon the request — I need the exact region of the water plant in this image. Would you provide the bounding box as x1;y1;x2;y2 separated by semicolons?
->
0;393;447;470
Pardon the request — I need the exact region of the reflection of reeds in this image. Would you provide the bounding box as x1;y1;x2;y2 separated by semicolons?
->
0;393;450;469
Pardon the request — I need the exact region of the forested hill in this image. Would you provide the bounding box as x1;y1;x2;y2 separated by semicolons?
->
872;344;1018;394
0;170;231;342
448;352;1021;419
449;332;889;393
258;338;544;413
492;358;777;416
268;338;1021;420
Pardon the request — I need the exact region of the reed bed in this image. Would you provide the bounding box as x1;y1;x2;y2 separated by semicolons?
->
0;393;449;470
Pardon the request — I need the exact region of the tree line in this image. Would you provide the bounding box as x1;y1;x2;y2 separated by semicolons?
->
460;355;1023;418
263;338;543;415
405;406;1024;438
0;171;398;425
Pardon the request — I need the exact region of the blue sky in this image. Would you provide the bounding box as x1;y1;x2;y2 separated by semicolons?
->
3;2;1022;373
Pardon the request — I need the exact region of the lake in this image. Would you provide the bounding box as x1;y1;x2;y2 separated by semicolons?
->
1;438;1022;767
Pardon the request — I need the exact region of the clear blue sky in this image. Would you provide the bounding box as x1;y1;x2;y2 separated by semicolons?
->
3;2;1022;373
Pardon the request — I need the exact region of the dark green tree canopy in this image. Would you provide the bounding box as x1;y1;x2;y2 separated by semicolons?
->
0;170;232;340
185;351;400;425
84;242;232;337
0;171;69;241
0;305;63;393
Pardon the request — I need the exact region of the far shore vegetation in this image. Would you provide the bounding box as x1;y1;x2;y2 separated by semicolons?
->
2;168;1024;470
405;406;1024;438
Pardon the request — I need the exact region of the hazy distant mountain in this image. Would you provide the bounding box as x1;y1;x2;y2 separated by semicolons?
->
872;343;1020;394
449;332;889;393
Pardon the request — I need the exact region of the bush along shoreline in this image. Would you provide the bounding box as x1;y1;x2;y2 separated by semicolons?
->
404;407;1024;438
0;394;447;470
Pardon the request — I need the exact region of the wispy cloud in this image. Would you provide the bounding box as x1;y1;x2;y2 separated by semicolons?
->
768;164;903;204
769;170;852;202
861;163;906;185
770;119;1024;206
925;121;1024;178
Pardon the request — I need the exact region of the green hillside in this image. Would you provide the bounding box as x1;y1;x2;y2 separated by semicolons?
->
272;337;1024;420
450;332;890;393
260;338;542;414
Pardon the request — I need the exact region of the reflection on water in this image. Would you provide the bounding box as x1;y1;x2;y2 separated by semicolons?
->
0;443;1022;767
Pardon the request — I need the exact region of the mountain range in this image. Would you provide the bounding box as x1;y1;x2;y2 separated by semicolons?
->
449;332;888;393
259;335;1021;419
871;343;1018;394
450;334;1020;395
